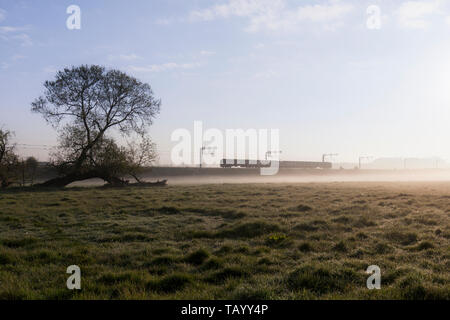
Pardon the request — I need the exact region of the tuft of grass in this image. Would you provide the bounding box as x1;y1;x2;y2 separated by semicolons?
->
232;286;271;300
24;250;59;263
184;249;209;265
215;221;282;239
385;231;418;245
106;233;154;242
157;206;182;215
396;276;450;300
298;242;313;253
293;223;319;232
265;233;290;247
356;232;368;239
0;252;14;265
373;242;392;254
147;273;193;293
286;264;359;295
257;257;273;265
332;216;352;224
148;255;179;266
0;288;28;300
234;246;250;254
201;258;223;270
412;241;435;251
98;272;142;285
185;208;246;220
0;238;38;248
205;267;248;284
290;204;313;212
215;245;233;256
332;241;348;253
382;268;410;286
353;217;377;227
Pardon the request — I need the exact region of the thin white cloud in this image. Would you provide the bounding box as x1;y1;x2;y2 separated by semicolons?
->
0;54;26;70
43;66;58;74
12;33;32;46
11;54;25;61
190;0;284;21
200;50;215;56
189;0;353;32
296;2;354;22
0;25;32;46
396;1;442;29
0;26;27;33
128;62;200;73
155;18;174;26
0;8;6;22
253;69;277;79
107;53;141;61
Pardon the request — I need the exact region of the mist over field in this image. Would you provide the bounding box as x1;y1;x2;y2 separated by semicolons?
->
63;168;450;186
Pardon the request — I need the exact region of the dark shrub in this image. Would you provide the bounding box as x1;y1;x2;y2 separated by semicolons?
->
184;249;209;265
298;242;313;253
0;252;13;265
333;241;348;253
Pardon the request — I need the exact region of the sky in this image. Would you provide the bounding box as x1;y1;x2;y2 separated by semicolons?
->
1;0;450;165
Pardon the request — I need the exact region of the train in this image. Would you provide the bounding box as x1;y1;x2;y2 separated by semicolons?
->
220;159;332;169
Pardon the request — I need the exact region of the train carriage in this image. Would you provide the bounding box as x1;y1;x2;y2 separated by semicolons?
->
220;159;331;169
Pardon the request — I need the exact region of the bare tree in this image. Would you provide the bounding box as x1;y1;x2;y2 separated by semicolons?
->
0;128;20;188
31;65;161;187
25;157;39;185
125;136;157;183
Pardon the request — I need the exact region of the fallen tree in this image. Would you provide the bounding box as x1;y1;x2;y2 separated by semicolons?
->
31;65;160;187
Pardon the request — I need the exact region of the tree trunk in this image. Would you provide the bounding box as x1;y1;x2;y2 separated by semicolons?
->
37;171;127;188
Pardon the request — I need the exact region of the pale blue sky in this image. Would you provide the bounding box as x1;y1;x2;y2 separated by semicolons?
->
1;0;450;164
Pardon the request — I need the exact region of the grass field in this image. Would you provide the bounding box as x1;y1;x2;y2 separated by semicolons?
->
0;182;449;300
